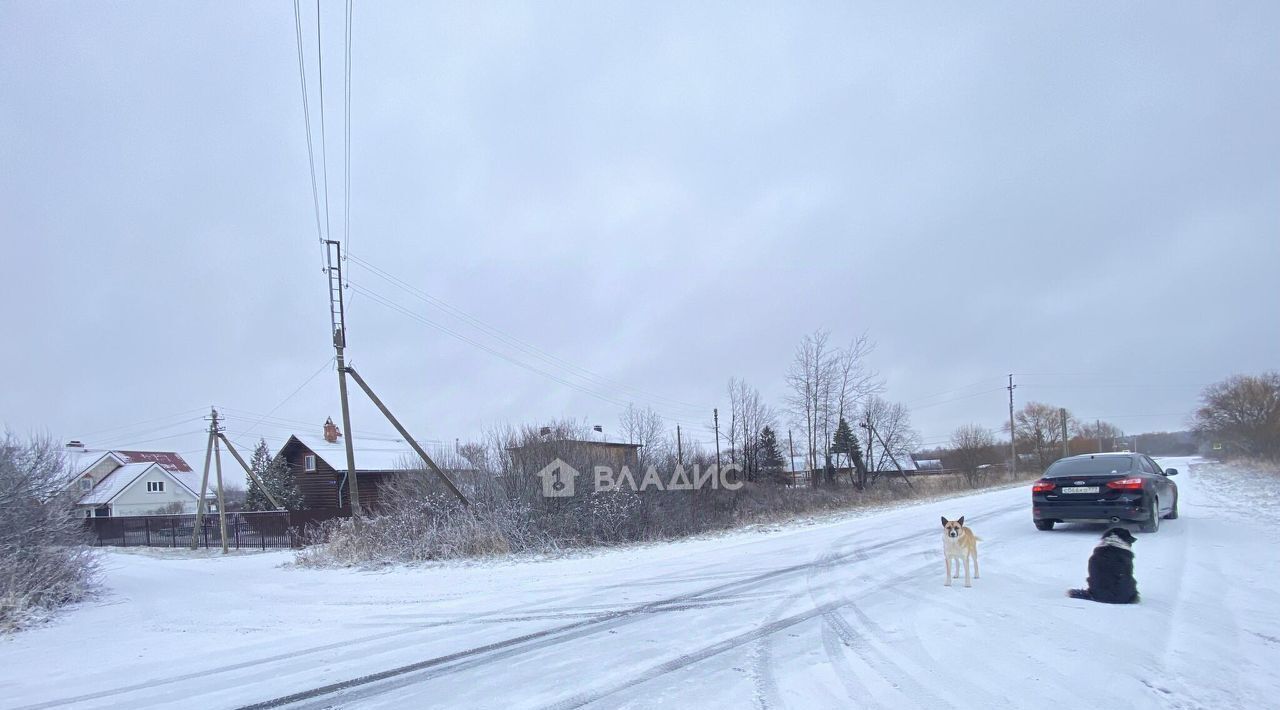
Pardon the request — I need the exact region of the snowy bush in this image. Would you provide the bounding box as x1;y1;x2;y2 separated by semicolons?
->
295;420;1035;567
0;434;98;632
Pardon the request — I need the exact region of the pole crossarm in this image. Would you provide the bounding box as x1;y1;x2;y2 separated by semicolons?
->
342;365;471;506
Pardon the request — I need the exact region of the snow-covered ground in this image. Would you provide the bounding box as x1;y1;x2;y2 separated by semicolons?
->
3;456;1277;709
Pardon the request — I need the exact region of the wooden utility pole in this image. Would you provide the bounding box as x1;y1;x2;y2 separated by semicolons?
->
787;428;795;481
676;424;683;465
864;411;874;480
713;409;721;473
212;427;229;554
1059;408;1070;458
325;240;362;516
1007;374;1017;476
190;409;216;550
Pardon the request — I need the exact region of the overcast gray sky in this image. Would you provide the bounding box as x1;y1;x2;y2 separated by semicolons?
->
2;1;1277;462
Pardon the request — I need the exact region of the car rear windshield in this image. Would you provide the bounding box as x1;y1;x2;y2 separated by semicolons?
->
1044;456;1134;477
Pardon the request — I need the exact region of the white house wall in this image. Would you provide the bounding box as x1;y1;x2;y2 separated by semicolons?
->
109;470;198;515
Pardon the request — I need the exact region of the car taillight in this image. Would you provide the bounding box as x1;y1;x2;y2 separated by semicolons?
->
1106;478;1144;490
1032;480;1055;492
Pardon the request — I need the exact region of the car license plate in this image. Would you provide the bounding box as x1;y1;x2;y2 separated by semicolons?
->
1061;486;1099;494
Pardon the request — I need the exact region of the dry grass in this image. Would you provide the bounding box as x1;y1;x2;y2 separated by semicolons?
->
297;469;1035;568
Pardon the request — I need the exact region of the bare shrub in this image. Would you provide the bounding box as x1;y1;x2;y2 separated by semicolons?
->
296;420;1036;568
0;434;98;631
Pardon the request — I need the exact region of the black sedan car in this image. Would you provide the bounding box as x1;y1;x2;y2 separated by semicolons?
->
1032;453;1179;532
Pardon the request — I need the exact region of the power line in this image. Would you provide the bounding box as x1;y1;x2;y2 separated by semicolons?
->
343;0;353;257
232;356;335;444
911;387;1007;410
314;0;333;243
348;281;691;415
346;253;707;414
291;0;326;247
905;377;1006;406
73;408;208;439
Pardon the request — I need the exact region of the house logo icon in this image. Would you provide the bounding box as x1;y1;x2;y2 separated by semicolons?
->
537;458;580;498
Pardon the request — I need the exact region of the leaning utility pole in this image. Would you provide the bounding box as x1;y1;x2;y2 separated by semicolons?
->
343;366;469;505
217;434;286;511
1007;374;1017;477
325;240;362;516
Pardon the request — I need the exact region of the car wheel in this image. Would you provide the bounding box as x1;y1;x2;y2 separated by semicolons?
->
1035;520;1055;531
1165;493;1179;520
1140;497;1160;533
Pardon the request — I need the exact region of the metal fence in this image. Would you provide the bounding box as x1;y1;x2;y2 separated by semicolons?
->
85;508;351;549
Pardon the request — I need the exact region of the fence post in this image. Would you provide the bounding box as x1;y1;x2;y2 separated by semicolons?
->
145;518;151;546
203;521;208;548
171;517;177;547
235;519;240;550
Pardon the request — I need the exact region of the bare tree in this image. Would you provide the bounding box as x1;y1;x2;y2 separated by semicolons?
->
785;330;827;477
786;331;879;486
861;396;921;476
1194;372;1280;460
1073;420;1124;453
1008;402;1075;470
725;378;776;481
619;404;668;467
950;424;997;487
0;433;98;630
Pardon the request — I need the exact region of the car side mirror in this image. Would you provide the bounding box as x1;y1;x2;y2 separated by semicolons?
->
1164;468;1178;476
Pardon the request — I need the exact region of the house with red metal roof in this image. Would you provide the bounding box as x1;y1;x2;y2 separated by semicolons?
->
63;443;218;517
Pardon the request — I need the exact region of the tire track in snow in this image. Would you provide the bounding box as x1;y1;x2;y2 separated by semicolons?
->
747;589;807;709
806;544;879;707
543;559;942;710
36;502;1025;710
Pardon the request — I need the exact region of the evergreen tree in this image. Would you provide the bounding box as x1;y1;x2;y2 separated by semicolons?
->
831;417;866;485
758;426;788;484
245;439;304;511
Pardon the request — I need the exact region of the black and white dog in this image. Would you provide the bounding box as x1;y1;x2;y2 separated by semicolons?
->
1067;527;1140;604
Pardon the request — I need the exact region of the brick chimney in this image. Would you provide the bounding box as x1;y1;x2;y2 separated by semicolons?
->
323;417;341;443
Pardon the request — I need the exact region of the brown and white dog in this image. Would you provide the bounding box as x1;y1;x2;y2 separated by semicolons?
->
941;516;981;587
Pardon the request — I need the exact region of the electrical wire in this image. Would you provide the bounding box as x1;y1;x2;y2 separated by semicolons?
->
230;356;335;445
348;280;689;414
314;0;333;243
343;0;353;257
291;0;326;249
346;253;708;414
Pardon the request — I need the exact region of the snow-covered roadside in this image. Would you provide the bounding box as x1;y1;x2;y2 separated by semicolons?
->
1;456;1276;709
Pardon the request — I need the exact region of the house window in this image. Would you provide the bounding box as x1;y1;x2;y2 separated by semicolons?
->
146;481;165;493
79;478;92;492
304;454;316;472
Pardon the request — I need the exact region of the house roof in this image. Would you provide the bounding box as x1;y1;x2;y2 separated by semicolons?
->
76;462;160;505
871;454;918;472
509;438;642;451
280;435;436;473
70;452;215;507
114;450;193;473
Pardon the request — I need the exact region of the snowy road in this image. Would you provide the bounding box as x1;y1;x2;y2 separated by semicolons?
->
4;456;1278;709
